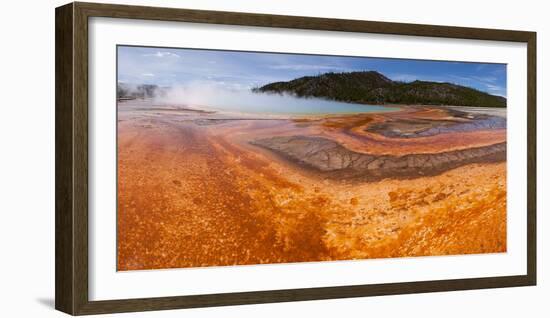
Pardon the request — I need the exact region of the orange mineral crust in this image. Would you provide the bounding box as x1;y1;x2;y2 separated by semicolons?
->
117;103;506;271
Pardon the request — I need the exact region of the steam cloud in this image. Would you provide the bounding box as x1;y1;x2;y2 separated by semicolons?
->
152;82;378;115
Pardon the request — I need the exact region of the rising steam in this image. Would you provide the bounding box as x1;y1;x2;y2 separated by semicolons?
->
151;82;385;115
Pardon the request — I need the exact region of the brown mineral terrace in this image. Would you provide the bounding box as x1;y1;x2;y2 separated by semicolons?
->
252;136;505;181
117;100;506;271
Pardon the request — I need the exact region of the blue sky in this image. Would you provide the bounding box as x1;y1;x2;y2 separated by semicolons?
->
118;46;507;97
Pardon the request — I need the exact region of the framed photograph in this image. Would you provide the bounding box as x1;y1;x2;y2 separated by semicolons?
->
55;2;536;315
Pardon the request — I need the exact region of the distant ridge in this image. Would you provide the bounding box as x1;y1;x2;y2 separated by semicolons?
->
252;71;506;108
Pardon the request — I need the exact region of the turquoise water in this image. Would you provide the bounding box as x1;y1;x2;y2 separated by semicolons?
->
196;94;398;115
158;86;398;116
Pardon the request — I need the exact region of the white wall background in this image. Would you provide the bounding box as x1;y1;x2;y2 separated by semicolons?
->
0;0;547;316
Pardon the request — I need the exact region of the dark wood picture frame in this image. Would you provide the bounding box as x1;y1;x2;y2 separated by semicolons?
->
55;2;537;315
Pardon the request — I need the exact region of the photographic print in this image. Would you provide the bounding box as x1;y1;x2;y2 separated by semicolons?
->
116;45;507;271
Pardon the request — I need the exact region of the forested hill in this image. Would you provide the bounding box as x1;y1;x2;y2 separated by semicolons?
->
252;71;506;108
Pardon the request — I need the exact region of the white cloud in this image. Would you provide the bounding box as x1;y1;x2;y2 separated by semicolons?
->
449;75;505;96
143;51;180;58
484;83;505;94
450;74;500;85
141;73;155;77
470;75;498;83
